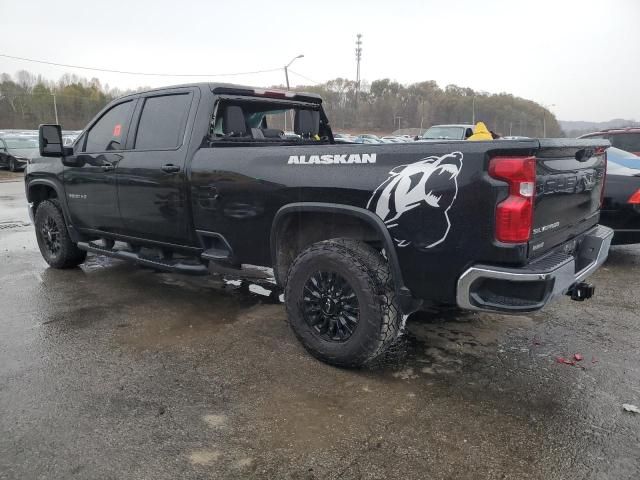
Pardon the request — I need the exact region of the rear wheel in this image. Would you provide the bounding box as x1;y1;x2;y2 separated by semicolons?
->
285;239;402;367
34;200;87;268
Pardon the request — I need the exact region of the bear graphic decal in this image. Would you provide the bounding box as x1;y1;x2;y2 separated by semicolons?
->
366;151;463;249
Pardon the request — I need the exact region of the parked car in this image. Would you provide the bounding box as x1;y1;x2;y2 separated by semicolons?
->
62;130;82;146
580;127;640;155
27;83;612;367
353;136;380;144
600;147;640;244
420;124;475;141
0;135;40;171
358;133;381;141
333;133;355;144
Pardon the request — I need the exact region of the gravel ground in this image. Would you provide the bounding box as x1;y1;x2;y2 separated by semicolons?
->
1;176;639;479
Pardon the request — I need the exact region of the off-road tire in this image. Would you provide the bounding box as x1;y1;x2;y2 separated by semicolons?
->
34;200;87;268
285;239;403;367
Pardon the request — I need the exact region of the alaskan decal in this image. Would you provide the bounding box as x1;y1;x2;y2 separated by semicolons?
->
367;151;463;249
288;153;376;165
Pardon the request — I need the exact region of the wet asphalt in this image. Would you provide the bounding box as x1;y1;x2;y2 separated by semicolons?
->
1;170;639;480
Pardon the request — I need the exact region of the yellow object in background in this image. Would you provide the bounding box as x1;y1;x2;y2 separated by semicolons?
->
467;122;493;141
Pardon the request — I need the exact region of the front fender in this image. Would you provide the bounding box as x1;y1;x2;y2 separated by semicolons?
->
26;177;79;242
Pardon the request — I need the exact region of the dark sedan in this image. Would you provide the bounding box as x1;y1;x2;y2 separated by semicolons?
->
600;147;640;244
0;136;40;171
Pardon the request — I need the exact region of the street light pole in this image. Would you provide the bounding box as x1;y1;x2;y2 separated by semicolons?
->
542;103;556;138
472;95;476;124
52;93;59;124
284;54;304;90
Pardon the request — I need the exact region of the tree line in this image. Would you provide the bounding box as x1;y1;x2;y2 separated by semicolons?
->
298;78;562;137
0;71;136;130
0;70;562;137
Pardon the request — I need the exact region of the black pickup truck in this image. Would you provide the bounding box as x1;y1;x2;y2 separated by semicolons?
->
27;83;613;367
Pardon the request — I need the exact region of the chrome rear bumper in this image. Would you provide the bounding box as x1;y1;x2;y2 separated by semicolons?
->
456;225;614;313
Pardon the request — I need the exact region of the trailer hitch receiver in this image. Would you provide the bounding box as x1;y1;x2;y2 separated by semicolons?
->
568;282;595;301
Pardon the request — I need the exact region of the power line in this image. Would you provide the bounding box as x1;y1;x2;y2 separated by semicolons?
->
287;69;322;85
0;92;109;100
0;53;282;78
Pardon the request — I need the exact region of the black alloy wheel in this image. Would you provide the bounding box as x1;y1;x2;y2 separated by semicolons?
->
285;239;402;367
302;271;360;342
34;200;87;268
41;215;61;257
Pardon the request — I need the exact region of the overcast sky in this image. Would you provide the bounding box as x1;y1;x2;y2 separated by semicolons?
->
1;0;638;121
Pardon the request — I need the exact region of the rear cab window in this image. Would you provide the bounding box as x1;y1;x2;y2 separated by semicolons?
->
209;98;326;145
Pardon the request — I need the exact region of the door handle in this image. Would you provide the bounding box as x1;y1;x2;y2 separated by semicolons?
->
162;164;181;174
101;163;115;172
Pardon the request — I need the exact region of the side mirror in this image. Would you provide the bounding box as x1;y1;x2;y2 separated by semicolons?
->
39;124;64;157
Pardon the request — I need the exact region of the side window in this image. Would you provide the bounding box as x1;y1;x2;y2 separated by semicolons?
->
84;101;134;152
134;94;191;150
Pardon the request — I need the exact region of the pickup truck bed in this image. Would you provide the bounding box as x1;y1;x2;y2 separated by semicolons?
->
27;83;613;367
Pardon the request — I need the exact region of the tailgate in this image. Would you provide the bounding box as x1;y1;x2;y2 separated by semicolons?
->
529;139;608;258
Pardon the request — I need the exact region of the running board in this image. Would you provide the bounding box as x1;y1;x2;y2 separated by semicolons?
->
77;241;208;276
207;262;273;280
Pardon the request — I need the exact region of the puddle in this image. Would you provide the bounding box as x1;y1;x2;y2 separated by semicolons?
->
367;309;540;380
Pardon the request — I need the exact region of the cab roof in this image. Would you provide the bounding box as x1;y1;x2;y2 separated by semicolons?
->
118;82;323;104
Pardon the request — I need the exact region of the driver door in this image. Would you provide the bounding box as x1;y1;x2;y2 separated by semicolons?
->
64;99;137;233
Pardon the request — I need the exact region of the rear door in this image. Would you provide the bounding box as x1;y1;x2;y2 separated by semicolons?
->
116;88;198;245
65;99;137;232
529;139;608;257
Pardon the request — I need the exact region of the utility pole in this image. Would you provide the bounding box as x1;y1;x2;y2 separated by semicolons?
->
472;95;476;124
52;93;59;124
283;54;303;132
542;103;556;138
355;34;362;109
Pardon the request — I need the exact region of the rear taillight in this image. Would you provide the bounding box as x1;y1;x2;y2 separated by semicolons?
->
489;156;536;243
628;189;640;204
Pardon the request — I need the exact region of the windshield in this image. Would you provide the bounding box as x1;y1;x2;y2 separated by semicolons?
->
422;126;465;140
4;137;39;149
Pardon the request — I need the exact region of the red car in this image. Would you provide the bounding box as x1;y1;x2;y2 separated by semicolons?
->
579;127;640;155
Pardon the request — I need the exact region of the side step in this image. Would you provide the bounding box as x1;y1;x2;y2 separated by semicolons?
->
78;241;208;276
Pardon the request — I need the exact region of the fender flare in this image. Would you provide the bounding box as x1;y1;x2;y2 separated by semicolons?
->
270;202;420;314
26;178;78;241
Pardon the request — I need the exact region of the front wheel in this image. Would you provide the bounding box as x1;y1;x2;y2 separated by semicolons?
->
8;158;17;172
34;200;87;268
285;239;403;367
